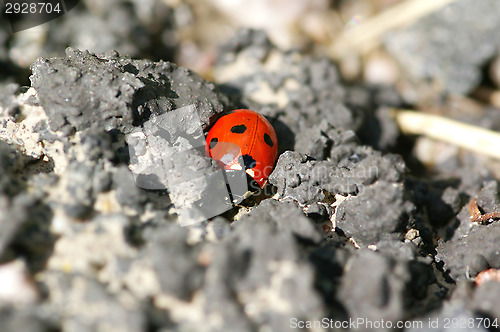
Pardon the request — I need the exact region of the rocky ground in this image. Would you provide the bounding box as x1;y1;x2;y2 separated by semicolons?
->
0;0;500;331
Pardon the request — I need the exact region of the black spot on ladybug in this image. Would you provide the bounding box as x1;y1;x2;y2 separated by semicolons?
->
264;133;273;147
209;137;218;149
230;124;247;134
242;154;257;169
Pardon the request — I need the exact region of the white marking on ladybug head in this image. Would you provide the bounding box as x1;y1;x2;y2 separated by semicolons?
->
228;163;243;171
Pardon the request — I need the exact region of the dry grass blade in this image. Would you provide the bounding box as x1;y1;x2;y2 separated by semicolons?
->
331;0;459;59
391;109;500;160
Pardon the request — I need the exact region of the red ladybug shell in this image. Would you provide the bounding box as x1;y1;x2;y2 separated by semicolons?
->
206;109;278;188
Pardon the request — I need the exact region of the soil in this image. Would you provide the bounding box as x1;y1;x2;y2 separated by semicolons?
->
0;0;500;331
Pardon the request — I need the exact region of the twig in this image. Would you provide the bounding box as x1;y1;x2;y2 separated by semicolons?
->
391;109;500;160
469;198;500;224
330;0;459;59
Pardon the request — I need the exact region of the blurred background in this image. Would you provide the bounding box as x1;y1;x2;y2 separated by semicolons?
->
2;0;500;105
0;0;455;83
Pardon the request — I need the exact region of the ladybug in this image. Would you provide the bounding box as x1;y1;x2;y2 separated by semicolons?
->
206;109;278;188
